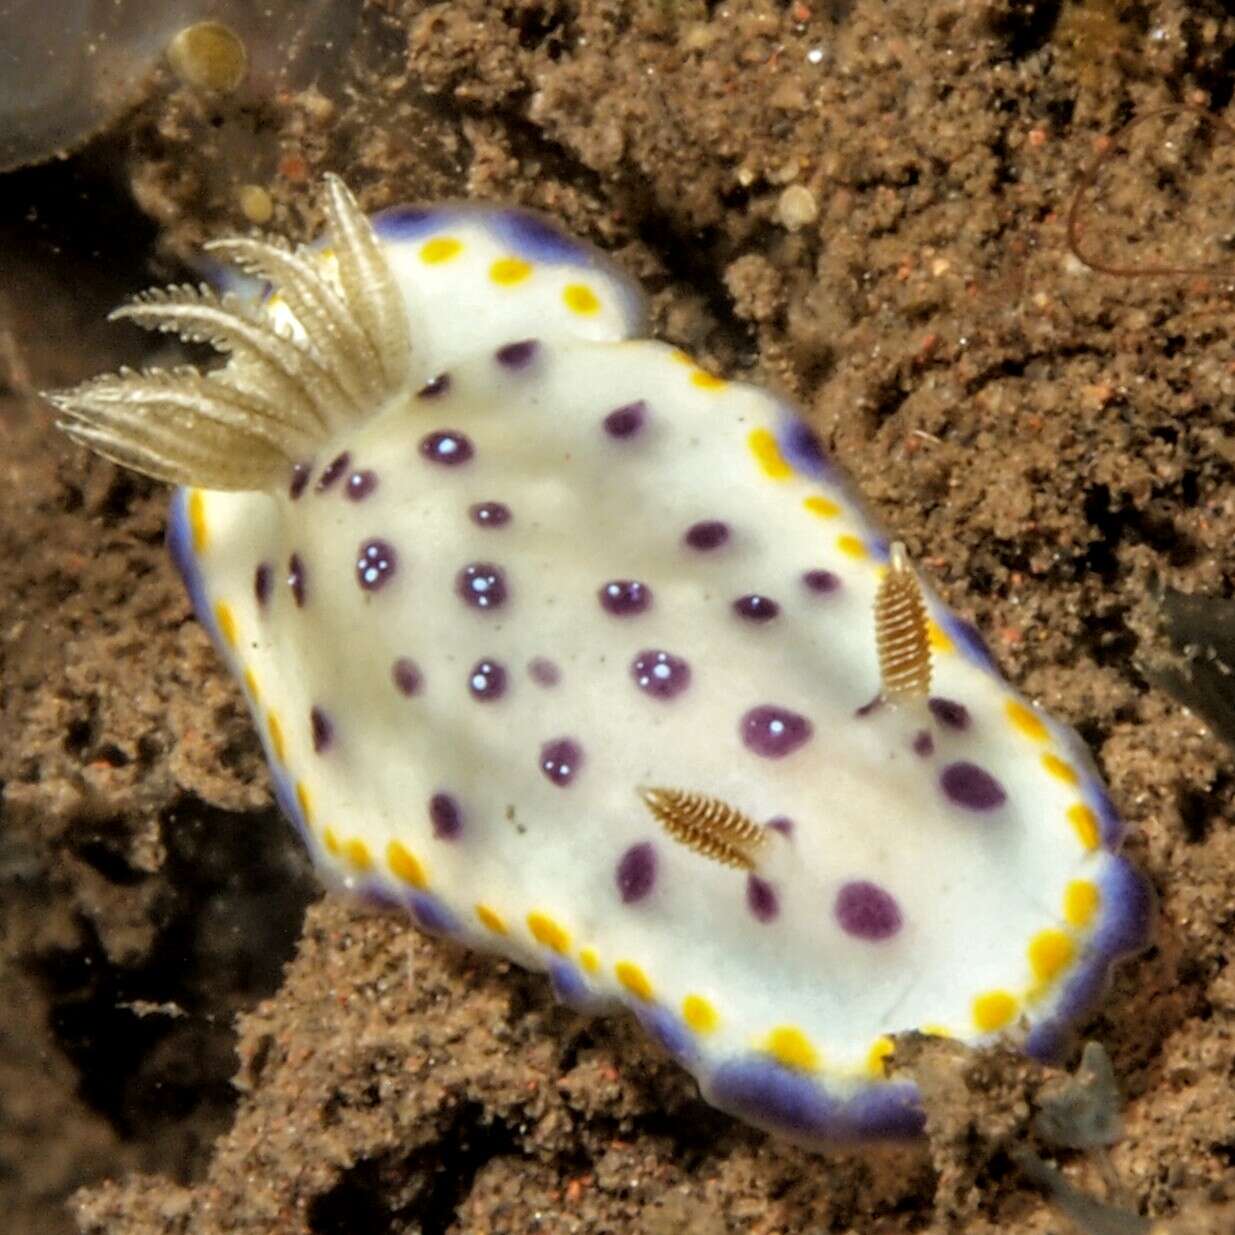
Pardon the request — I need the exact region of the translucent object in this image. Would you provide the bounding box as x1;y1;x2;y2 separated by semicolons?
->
1144;589;1235;752
0;0;360;173
1035;1041;1124;1149
0;0;163;171
1017;1152;1152;1235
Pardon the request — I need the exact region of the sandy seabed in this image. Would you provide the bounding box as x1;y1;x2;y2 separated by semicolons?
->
3;2;1235;1232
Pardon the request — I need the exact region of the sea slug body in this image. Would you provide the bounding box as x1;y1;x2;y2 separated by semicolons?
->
48;177;1151;1148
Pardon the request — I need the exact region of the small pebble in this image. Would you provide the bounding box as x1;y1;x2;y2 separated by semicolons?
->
167;21;248;93
777;185;819;231
238;185;273;224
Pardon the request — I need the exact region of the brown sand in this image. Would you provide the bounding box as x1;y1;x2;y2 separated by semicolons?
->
3;1;1235;1231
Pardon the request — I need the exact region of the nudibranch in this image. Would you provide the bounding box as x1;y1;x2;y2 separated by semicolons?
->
49;177;1150;1147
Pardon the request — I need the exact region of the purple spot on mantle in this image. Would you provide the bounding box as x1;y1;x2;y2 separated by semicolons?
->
855;695;883;718
345;470;378;501
835;880;903;941
912;730;934;757
419;430;473;466
929;697;970;730
468;659;507;700
684;520;730;551
392;657;422;696
540;737;583;786
741;705;813;758
767;816;795;837
495;339;539;369
457;562;508;610
254;563;271;608
600;579;652;616
733;594;780;622
616;842;657;903
289;461;311;499
802;569;840;594
288;553;306;607
631;649;691;700
416;373;450;399
528;657;560;687
940;761;1007;811
316;451;350;493
603;400;647;438
429;793;463;840
747;875;779;922
356;540;397;591
469;501;511;528
310;706;333;754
